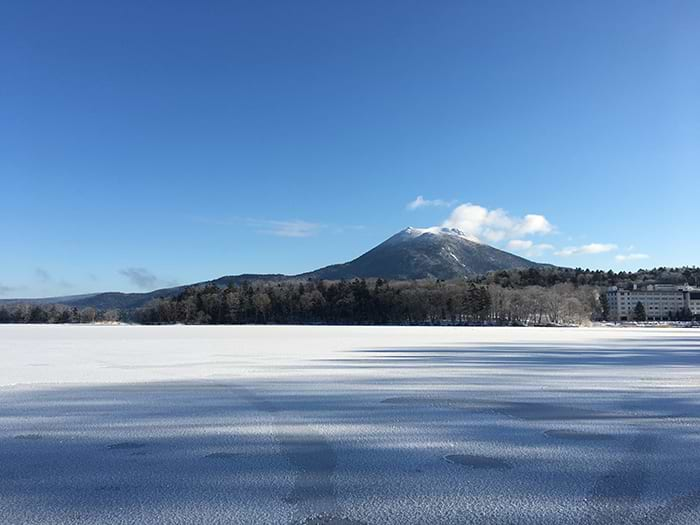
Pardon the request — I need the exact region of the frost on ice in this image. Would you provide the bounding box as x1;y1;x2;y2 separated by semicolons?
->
0;325;699;524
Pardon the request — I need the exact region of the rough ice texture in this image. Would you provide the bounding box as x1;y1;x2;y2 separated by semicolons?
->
0;325;699;524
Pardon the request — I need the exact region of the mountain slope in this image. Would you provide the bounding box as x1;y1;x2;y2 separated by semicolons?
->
301;227;545;280
48;274;288;309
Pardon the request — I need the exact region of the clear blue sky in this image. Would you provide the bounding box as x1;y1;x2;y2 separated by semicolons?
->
1;1;698;297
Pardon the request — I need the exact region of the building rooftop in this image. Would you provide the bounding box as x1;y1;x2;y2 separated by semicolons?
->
608;284;699;292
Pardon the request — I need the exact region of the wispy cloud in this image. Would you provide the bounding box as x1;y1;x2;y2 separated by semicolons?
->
119;268;177;290
615;253;650;262
0;283;19;296
253;219;322;238
441;203;554;243
406;196;455;211
506;239;555;258
34;267;73;288
35;268;51;282
555;243;618;257
192;215;328;238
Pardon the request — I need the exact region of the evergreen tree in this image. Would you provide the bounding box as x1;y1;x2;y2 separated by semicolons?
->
633;301;647;322
679;306;693;322
599;293;610;321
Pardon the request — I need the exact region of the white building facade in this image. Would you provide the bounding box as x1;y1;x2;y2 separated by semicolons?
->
607;284;700;321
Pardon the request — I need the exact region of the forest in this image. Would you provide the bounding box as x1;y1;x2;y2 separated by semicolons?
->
0;279;598;326
1;266;698;326
127;279;601;326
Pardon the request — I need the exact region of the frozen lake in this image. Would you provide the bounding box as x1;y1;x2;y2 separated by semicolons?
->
1;325;699;524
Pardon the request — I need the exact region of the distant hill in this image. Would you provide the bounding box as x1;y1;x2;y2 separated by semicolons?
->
0;275;287;309
2;228;547;310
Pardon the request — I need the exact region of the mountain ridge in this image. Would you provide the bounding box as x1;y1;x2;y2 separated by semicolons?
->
2;228;549;309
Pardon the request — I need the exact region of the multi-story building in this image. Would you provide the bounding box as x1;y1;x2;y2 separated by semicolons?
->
607;284;700;321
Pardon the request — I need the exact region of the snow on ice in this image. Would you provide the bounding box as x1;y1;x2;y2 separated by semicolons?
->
0;325;699;524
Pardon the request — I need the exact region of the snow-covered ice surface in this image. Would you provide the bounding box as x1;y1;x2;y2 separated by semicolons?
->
1;325;699;524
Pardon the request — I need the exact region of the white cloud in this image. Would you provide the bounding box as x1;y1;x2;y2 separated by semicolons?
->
441;203;554;243
507;239;534;251
406;195;454;211
255;219;322;238
517;214;554;236
506;239;555;257
555;243;618;257
615;253;650;262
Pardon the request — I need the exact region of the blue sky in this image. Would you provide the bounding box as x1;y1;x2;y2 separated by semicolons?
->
1;1;698;297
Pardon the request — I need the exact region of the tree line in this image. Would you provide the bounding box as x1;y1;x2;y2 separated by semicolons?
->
0;279;598;326
0;303;120;324
131;279;600;326
480;266;700;289
2;265;698;326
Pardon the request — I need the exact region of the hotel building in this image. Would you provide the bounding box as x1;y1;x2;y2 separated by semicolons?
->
607;284;700;321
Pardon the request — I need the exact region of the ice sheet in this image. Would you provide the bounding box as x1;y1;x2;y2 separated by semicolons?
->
0;325;698;524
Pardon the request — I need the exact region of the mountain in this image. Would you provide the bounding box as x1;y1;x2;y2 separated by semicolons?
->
3;228;547;309
300;227;545;280
0;275;287;309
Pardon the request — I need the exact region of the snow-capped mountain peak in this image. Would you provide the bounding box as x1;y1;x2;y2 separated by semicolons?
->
302;227;546;280
403;226;473;241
